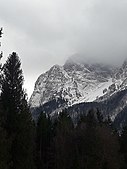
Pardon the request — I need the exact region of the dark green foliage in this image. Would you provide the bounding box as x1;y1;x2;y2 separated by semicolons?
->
31;98;67;122
0;125;9;169
120;126;127;169
1;52;35;169
0;103;10;169
11;97;35;169
65;88;127;128
113;106;127;130
0;44;126;169
36;112;53;169
54;110;74;134
1;52;24;134
73;110;122;169
53;111;74;169
49;109;122;169
96;109;104;124
0;30;10;168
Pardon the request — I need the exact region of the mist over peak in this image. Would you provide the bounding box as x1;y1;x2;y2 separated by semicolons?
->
64;53;121;68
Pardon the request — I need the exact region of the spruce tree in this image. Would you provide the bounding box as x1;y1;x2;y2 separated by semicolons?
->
120;126;127;169
36;112;53;169
1;52;35;169
1;52;24;134
75;110;122;169
0;27;10;169
0;103;10;169
54;111;74;169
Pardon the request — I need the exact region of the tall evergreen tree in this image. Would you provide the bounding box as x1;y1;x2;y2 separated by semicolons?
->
120;126;127;169
54;111;74;169
75;110;122;169
1;52;35;169
1;52;24;133
0;104;10;169
36;112;53;169
0;27;10;169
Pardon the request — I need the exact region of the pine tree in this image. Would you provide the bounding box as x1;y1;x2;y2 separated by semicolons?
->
1;52;35;169
75;109;122;169
54;110;74;169
36;112;53;169
11;93;35;169
1;52;24;134
120;126;127;169
0;103;10;169
0;27;10;169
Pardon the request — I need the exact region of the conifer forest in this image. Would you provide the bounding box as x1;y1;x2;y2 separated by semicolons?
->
1;26;127;168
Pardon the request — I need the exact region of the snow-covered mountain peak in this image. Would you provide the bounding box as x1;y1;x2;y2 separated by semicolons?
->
113;59;127;81
29;57;127;127
30;57;116;109
49;64;62;72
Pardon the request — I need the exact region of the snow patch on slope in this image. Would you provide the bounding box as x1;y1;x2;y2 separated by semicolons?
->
30;59;114;108
73;78;113;104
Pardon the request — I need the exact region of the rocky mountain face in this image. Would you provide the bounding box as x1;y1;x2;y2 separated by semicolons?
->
29;56;127;128
30;58;114;107
97;60;127;101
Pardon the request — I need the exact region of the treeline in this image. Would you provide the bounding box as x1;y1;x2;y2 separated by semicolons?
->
1;30;127;169
36;109;127;169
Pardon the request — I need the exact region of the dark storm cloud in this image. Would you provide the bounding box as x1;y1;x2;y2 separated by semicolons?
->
0;0;127;96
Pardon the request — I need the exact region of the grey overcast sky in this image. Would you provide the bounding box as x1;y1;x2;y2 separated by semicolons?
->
0;0;127;97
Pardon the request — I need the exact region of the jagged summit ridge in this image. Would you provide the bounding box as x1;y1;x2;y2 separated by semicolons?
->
29;56;127;128
29;57;115;108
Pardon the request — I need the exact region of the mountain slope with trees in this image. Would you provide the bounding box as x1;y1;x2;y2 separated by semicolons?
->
1;30;127;169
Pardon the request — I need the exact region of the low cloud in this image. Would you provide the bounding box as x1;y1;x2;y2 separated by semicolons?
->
0;0;127;96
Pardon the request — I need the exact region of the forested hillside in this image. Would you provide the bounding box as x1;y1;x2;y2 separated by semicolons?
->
1;29;127;169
